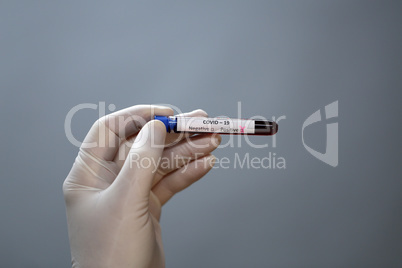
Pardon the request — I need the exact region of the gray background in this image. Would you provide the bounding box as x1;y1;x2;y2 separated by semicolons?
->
1;1;401;267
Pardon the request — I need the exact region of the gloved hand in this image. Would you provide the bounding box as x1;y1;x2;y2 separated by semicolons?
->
63;105;221;268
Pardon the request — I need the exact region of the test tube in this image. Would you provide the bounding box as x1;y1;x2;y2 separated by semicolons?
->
154;116;278;135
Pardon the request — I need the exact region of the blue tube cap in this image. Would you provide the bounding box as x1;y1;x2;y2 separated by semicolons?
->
154;116;170;132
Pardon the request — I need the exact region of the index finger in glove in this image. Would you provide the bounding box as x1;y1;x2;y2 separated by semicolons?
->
80;104;173;161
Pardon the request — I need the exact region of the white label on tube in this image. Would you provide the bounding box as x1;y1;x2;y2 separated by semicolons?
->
176;117;255;134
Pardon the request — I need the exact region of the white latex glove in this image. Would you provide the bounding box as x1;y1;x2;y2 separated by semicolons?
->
63;105;220;268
